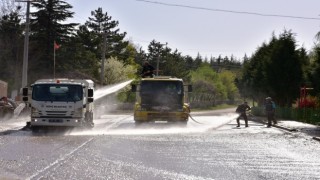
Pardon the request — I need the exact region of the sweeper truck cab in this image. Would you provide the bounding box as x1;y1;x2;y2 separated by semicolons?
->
22;79;94;131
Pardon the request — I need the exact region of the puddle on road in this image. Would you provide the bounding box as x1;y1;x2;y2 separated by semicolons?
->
69;114;238;136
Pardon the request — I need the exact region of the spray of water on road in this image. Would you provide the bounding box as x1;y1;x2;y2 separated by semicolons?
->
1;78;239;136
13;103;25;118
94;80;133;117
70;113;239;136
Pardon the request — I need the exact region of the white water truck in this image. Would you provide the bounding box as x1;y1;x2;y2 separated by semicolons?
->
22;79;94;132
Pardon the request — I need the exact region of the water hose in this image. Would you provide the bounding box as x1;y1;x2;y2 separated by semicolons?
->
188;114;205;124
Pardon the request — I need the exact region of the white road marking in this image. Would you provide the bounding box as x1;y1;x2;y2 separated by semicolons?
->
27;137;94;180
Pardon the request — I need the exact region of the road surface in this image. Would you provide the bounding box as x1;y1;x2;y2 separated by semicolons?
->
0;108;320;179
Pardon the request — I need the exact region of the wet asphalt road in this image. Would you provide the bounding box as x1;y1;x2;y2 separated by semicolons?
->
1;109;320;180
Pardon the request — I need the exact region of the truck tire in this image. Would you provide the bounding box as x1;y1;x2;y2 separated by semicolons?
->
134;120;143;126
86;122;94;128
84;112;94;128
31;126;40;133
176;120;188;127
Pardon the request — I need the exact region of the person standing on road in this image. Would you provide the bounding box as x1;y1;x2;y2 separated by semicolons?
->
141;61;155;78
265;97;277;127
235;101;251;127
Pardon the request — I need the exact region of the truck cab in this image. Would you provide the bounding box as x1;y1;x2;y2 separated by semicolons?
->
22;79;94;131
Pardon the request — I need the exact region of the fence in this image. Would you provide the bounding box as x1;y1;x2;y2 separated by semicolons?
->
251;106;320;125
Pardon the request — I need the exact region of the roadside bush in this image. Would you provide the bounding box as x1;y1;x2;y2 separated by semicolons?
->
293;95;319;108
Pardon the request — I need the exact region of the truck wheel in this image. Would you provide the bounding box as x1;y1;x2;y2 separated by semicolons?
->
86;122;94;129
84;112;94;128
134;120;143;126
176;120;188;127
31;126;40;133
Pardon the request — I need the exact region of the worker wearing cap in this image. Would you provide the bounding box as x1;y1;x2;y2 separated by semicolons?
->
235;101;251;127
141;61;155;78
265;97;276;127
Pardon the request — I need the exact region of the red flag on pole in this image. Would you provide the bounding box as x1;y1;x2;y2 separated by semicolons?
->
53;41;60;79
54;41;60;50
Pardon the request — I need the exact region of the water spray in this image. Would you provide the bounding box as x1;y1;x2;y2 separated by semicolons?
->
94;80;133;100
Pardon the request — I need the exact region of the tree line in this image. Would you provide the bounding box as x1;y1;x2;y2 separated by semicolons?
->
236;30;320;107
1;0;319;108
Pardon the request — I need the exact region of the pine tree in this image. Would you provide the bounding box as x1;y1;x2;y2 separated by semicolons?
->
85;7;128;63
238;30;304;106
29;0;77;79
0;8;24;91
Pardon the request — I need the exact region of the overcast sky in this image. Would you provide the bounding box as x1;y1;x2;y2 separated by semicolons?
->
67;0;320;59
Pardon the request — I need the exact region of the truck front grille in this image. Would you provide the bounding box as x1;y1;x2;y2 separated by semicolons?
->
46;111;67;116
34;111;75;117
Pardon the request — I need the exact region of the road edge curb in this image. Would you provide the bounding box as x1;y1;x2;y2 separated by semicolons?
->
250;117;297;132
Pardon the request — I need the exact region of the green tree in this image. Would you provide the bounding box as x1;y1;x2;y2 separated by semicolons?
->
30;0;77;80
85;7;128;63
191;64;227;103
219;71;239;102
0;8;23;91
316;32;320;43
55;36;100;79
266;31;303;106
193;53;202;70
145;40;190;80
161;50;190;81
146;39;165;66
103;56;136;85
308;46;320;96
184;55;195;71
238;30;304;106
134;46;148;74
238;42;271;102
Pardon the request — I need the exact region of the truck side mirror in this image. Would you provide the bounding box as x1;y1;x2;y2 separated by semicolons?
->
22;87;28;96
188;85;192;92
131;85;137;92
88;89;93;97
87;97;94;103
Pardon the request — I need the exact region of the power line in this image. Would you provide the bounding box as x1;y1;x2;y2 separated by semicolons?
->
135;0;320;21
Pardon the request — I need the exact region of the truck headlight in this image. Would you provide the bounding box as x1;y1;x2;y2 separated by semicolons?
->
31;119;38;122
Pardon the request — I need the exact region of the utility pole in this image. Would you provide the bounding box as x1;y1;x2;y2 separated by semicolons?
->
17;0;32;88
100;32;107;86
156;56;160;76
156;42;167;76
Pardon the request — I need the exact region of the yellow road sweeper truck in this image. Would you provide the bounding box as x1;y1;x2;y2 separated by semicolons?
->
132;76;192;124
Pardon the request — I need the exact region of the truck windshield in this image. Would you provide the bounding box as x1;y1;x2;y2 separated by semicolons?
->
141;81;183;94
140;80;184;110
32;84;83;102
